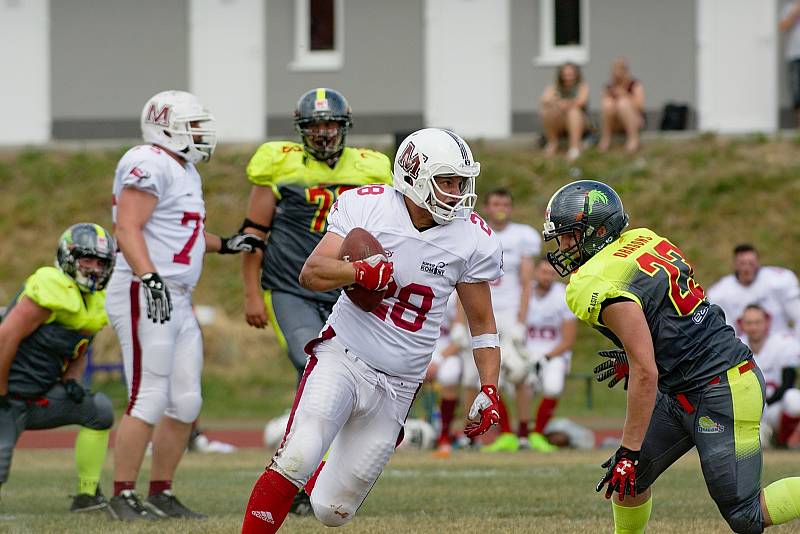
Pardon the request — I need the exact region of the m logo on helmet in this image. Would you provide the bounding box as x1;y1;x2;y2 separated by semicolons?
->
586;190;609;215
145;103;170;126
398;141;424;178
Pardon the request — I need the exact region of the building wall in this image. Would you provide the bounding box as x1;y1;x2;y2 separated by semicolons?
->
511;0;697;132
265;0;424;136
51;0;188;139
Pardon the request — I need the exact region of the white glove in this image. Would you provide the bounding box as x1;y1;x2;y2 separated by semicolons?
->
506;322;527;344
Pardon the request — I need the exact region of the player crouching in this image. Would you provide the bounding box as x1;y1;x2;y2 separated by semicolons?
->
241;128;503;532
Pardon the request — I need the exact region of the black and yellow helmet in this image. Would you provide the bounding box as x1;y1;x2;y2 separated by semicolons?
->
56;223;116;292
294;88;352;162
542;180;629;276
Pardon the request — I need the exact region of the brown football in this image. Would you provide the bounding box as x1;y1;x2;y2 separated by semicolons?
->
339;227;388;312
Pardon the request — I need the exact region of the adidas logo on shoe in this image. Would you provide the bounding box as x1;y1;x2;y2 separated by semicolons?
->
251;510;275;524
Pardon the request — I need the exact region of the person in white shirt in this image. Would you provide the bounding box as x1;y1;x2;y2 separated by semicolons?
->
241;128;503;533
739;304;800;448
105;90;263;521
707;244;800;337
525;259;578;452
478;189;542;453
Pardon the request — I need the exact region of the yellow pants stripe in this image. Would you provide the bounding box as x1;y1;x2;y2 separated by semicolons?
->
263;290;287;350
727;362;763;461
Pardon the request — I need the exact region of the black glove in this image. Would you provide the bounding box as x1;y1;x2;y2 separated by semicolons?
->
141;272;172;324
0;394;9;409
596;446;640;501
594;348;630;390
219;233;266;254
64;379;85;404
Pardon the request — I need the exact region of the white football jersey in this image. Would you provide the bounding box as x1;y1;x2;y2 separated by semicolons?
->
488;222;541;315
111;145;206;288
707;267;800;336
525;281;575;357
744;333;800;398
435;292;460;353
325;186;503;381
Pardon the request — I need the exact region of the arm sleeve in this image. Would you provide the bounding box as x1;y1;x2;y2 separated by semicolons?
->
22;267;81;315
460;233;503;283
246;143;280;196
118;157;167;198
566;274;641;328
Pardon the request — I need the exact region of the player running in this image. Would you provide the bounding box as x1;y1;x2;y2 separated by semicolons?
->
524;259;577;452
544;179;800;534
241;128;503;533
0;224;115;512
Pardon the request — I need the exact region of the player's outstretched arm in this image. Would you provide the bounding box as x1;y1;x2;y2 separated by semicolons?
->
0;297;51;397
299;232;356;291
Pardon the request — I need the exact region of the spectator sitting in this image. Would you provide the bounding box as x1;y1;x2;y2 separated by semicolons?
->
538;62;589;161
597;57;645;154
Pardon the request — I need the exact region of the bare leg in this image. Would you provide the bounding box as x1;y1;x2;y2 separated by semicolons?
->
540;105;564;156
515;382;532;433
598;97;617;152
616;97;642;153
565;107;585;159
113;414;155;482
613;486;652;507
150;416;193;482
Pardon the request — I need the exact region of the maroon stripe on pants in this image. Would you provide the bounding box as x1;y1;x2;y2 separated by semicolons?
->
277;354;319;453
125;281;142;416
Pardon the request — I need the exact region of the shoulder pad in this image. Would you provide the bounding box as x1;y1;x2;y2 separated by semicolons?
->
247;142;305;186
23;267;81;314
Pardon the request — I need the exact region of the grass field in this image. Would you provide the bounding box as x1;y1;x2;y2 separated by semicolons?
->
3;448;800;533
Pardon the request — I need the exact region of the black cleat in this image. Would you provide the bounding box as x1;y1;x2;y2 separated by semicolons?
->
70;487;108;513
145;490;207;519
107;490;160;521
289;490;313;516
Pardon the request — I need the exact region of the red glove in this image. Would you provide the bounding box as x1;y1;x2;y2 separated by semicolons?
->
596;446;640;501
352;254;393;291
463;385;500;438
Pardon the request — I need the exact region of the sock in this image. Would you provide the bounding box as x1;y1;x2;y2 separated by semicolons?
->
149;479;172;496
534;397;559;434
517;420;529;438
75;427;109;495
497;397;512;434
612;497;653;534
778;413;800;445
304;461;326;496
763;477;800;525
439;399;457;443
242;469;299;533
114;480;136;497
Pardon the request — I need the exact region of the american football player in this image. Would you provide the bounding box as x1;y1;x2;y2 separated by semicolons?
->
241;128;503;533
0;224;115;513
105;90;263;521
739;304;800;448
478;189;541;453
544;179;800;534
524;259;577;452
707;244;800;336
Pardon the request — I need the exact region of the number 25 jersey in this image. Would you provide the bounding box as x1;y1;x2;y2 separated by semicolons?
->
566;227;751;393
325;186;503;382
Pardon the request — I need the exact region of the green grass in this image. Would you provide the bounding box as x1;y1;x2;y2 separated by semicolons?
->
3;448;800;533
2;136;799;421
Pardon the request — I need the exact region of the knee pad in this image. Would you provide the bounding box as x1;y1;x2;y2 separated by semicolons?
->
312;499;355;527
272;415;331;487
165;391;202;424
87;393;114;430
436;356;462;387
781;388;800;418
541;359;567;398
129;377;170;425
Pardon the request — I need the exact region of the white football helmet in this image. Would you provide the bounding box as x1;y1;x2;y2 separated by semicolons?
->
140;90;217;164
393;128;480;224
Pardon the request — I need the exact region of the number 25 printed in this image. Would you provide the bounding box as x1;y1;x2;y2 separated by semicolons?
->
635;239;705;316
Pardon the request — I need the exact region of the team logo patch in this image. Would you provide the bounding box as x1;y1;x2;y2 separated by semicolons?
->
586;190;609;215
314;98;330;111
145;103;170;126
420;260;447;276
692;305;709;324
697;415;724;434
129;166;150;182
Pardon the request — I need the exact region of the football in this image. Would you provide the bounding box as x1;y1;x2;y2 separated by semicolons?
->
339;227;388;312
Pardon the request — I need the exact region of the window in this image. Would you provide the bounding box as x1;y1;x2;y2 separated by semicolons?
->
291;0;344;71
535;0;589;66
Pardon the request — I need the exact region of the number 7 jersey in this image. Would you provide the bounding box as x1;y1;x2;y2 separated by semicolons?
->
324;186;503;382
566;227;751;393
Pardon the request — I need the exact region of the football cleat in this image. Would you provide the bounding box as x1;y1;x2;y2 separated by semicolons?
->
107;490;160;521
69;487;108;513
289;490;313;516
145;490;206;519
480;432;520;453
528;432;558;453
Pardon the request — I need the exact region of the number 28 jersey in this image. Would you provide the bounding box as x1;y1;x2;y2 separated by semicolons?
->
112;145;206;288
566;227;751;393
325;186;503;382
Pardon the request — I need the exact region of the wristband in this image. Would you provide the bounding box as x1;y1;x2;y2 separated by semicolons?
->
471;333;500;349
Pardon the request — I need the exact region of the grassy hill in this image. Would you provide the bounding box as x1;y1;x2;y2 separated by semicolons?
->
2;135;799;421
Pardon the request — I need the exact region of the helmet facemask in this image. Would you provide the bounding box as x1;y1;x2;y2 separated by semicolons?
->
296;119;349;162
418;167;479;225
165;115;217;164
